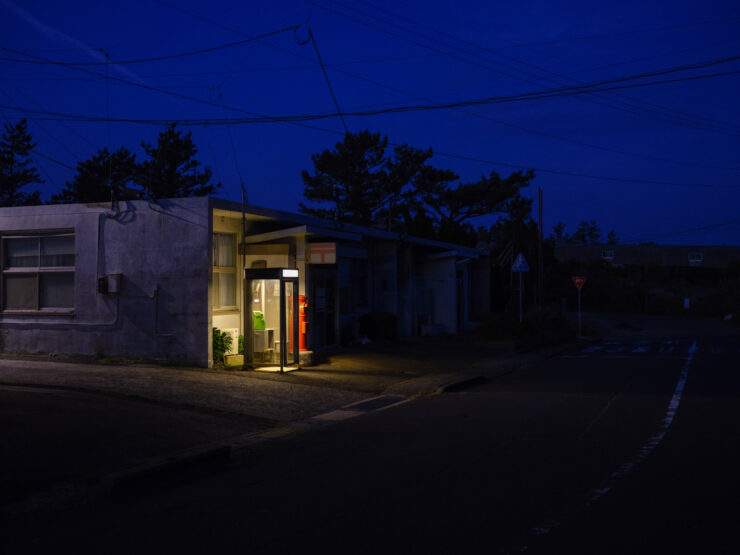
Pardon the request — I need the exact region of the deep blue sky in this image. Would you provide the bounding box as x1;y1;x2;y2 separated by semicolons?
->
1;0;739;245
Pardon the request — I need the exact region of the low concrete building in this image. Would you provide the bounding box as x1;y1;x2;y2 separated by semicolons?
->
1;197;491;367
554;243;740;270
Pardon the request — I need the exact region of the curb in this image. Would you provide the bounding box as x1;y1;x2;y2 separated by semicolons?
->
101;444;232;493
436;375;488;393
0;394;412;519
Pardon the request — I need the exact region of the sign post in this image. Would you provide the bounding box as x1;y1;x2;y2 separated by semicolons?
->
512;253;530;324
571;276;587;338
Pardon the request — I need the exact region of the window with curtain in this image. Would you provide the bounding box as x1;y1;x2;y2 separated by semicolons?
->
2;233;75;311
212;233;236;309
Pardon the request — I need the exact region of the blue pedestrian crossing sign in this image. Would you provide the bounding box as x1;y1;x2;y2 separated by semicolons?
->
511;253;530;272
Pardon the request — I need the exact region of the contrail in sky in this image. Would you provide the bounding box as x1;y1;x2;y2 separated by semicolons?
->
0;0;149;84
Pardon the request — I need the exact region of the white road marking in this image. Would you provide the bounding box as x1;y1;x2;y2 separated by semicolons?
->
585;341;697;503
518;340;698;552
561;355;685;361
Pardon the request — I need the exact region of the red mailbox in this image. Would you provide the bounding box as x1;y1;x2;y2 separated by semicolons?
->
299;295;309;351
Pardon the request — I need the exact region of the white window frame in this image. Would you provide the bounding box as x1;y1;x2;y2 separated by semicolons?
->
1;231;75;313
212;233;237;311
688;252;704;265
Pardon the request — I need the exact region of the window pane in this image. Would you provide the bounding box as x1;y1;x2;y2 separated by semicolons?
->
4;238;39;268
41;236;75;267
40;273;74;308
3;274;37;309
219;272;236;307
216;234;234;267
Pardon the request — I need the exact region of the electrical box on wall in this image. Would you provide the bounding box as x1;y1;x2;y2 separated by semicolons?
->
97;273;122;295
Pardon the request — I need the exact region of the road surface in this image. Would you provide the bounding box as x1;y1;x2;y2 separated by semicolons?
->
3;330;738;554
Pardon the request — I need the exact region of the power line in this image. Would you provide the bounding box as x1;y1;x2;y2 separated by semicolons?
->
429;150;740;190
310;0;740;138
618;217;740;244
351;0;740;136
150;0;740;170
306;27;349;133
507;13;740;48
4;63;740;127
4;104;740;190
0;25;299;66
31;149;76;170
0;45;346;139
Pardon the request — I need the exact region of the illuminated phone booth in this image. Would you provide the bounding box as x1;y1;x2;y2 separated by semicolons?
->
244;268;300;372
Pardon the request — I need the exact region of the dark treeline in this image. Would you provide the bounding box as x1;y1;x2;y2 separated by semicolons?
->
2;124;542;250
0;120;219;206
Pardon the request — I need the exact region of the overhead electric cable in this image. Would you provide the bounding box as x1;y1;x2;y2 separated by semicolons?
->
30;148;76;170
4;64;740;125
306;27;349;133
618;217;740;244
508;13;740;48
152;0;740;169
4;109;739;190
351;0;740;135
0;85;83;160
0;45;347;139
310;0;740;138
0;25;299;66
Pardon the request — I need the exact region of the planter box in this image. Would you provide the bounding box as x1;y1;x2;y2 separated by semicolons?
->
224;354;244;365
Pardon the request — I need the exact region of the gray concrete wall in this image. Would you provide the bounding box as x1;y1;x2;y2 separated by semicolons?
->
396;243;416;336
418;256;457;334
0;198;210;365
370;241;398;317
470;256;491;321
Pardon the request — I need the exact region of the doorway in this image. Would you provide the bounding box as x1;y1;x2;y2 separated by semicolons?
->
244;268;299;371
311;269;337;349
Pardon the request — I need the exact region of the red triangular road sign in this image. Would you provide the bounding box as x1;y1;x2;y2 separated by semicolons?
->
572;276;587;290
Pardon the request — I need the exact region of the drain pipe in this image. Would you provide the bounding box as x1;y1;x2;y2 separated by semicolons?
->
241;182;248;371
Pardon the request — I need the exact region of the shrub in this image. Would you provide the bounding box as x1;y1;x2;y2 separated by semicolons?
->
212;327;232;364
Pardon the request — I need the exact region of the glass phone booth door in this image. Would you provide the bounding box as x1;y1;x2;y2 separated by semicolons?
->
244;268;299;371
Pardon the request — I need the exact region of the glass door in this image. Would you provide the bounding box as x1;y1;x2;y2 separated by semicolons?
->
250;278;280;365
244;269;299;371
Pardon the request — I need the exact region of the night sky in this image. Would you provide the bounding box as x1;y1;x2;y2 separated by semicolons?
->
1;0;739;245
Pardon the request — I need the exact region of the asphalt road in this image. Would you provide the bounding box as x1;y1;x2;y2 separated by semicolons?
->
0;386;265;505
2;328;738;554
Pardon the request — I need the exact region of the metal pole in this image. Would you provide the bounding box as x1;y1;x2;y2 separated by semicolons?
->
519;271;523;324
538;187;543;312
241;185;248;371
279;278;286;373
577;288;582;338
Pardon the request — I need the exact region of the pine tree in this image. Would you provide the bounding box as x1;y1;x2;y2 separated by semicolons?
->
138;124;219;199
51;147;138;204
0;119;42;207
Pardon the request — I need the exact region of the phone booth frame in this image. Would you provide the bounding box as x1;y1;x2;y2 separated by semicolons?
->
243;268;300;372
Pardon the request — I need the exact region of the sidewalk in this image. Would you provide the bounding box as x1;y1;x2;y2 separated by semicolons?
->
0;334;582;423
0;334;579;516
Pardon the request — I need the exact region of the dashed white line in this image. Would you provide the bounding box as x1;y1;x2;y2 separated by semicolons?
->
517;340;698;552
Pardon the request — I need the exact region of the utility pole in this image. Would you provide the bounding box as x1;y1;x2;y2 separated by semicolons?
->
537;187;544;313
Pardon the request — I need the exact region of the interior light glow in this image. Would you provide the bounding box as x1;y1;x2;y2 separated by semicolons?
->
282;269;298;278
